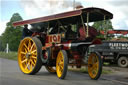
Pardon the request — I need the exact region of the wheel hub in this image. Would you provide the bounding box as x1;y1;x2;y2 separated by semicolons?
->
121;60;126;65
25;52;31;59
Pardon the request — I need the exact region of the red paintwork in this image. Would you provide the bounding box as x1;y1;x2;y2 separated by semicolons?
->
31;32;41;37
92;39;102;44
54;40;72;50
107;30;128;35
100;30;128;35
13;10;81;26
61;41;72;50
73;52;82;68
79;26;86;40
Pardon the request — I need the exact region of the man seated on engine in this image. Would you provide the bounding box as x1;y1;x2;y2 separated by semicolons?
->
78;24;98;41
66;25;76;39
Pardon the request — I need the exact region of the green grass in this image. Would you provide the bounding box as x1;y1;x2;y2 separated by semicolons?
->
0;51;17;60
68;67;113;74
103;62;110;66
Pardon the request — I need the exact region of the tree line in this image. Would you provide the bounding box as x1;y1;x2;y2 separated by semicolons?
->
0;13;23;51
0;13;113;51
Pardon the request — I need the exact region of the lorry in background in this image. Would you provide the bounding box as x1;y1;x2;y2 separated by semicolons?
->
90;30;128;68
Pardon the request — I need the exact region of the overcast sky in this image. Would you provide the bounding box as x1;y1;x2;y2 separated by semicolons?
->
0;0;128;35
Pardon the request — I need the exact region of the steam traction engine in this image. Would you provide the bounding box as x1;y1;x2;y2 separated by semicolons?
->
13;7;113;80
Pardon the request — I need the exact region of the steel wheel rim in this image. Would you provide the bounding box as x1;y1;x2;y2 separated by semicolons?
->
56;51;64;78
18;37;37;74
88;53;99;79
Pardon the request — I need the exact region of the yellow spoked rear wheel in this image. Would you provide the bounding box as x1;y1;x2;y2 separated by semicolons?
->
18;37;42;74
88;52;102;80
45;66;56;73
56;50;68;79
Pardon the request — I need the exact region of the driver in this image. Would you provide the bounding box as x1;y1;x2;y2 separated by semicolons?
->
22;24;33;38
66;25;76;39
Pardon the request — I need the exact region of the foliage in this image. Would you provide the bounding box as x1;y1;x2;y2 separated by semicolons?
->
92;20;113;31
0;52;17;60
0;36;4;51
1;13;23;51
92;20;113;39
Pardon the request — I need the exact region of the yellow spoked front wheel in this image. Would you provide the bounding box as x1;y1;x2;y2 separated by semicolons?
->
56;50;68;79
45;66;56;73
18;37;42;74
88;52;102;80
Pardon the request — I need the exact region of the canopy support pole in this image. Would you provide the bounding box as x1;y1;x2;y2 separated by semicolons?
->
47;22;50;35
80;15;86;38
86;13;89;37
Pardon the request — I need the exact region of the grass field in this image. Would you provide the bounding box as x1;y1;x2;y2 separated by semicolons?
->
68;67;113;74
0;51;17;60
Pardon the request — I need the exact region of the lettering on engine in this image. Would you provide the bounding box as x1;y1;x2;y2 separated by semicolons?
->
48;34;61;43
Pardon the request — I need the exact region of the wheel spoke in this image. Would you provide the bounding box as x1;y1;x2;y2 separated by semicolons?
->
29;61;33;70
31;55;37;59
92;56;95;64
25;60;30;70
59;66;62;72
94;62;98;67
89;66;94;72
21;59;28;64
24;48;28;53
60;65;63;70
31;52;37;56
30;43;34;52
30;59;35;66
58;52;61;58
24;43;29;51
22;56;26;59
25;63;29;70
21;51;26;55
94;67;98;73
60;62;63;66
31;50;37;54
28;40;31;49
32;58;37;64
60;69;63;73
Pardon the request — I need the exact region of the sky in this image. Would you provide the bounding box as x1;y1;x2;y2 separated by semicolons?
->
0;0;128;35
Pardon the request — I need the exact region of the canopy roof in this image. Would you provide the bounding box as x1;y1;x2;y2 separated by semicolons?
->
13;7;113;27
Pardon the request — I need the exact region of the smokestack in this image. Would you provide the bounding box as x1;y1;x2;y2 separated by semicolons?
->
75;5;84;9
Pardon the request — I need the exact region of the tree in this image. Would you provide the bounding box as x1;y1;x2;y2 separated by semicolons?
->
1;13;23;51
92;20;113;39
0;36;4;51
92;20;113;31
